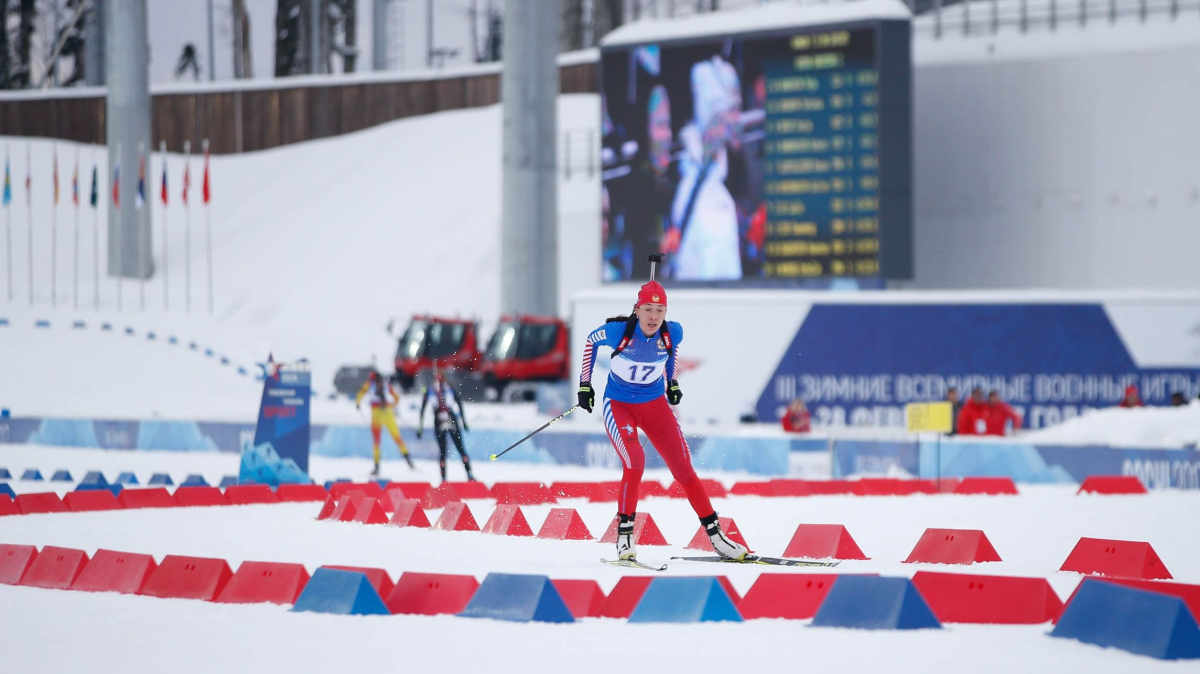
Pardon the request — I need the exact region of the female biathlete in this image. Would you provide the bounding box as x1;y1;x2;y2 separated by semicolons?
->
355;370;415;477
577;280;748;562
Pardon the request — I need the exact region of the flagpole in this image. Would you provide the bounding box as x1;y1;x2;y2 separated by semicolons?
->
160;140;168;311
73;148;80;310
116;142;122;312
27;144;33;307
137;141;145;312
183;140;192;314
51;146;58;309
93;151;99;311
203;139;213;316
5;147;11;302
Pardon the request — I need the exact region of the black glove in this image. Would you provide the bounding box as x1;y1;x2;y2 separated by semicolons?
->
666;380;683;405
416;429;423;440
578;383;595;413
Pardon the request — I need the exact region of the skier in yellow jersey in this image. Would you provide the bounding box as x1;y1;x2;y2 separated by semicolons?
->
355;370;415;477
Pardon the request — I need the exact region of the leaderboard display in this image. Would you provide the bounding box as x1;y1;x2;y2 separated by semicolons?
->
601;20;911;284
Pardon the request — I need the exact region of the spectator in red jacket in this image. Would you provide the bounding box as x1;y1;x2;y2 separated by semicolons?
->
985;390;1023;436
781;399;812;433
1118;385;1143;408
956;387;989;435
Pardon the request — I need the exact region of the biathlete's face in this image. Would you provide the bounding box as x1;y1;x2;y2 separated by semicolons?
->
637;303;666;336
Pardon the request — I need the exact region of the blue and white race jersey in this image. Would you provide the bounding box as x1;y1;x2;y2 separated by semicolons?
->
580;320;683;404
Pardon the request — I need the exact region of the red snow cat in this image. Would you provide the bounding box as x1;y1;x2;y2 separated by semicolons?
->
392;315;482;391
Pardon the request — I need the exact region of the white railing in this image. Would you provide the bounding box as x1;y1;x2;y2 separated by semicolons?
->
912;0;1200;37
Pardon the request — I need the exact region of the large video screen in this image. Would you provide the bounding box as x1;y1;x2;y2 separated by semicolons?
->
600;20;911;284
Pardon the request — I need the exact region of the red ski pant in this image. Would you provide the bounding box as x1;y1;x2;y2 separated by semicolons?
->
602;396;714;518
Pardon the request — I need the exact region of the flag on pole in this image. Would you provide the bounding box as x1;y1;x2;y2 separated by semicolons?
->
72;158;79;207
90;166;98;207
25;147;31;205
112;158;120;207
202;148;211;204
181;159;190;205
3;152;10;206
53;150;60;205
160;155;168;205
135;152;145;210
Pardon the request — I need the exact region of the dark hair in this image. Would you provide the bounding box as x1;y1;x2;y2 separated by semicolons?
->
605;311;636;324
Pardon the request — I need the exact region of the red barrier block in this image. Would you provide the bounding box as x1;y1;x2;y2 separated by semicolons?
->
598;512;668;546
954;477;1019;495
422;483;464;509
446;481;492;499
804;480;856;495
386;572;479;615
1059;537;1172;580
936;478;962;494
492;482;557;505
0;495;16;516
63;489;124;512
912;571;1063;624
588;482;620;502
716;576;742;604
782;523;869;560
1057;578;1200;624
15;491;67;514
323;565;395;600
481;504;534;536
118;487;177;510
316;495;340;520
739;574;840;619
19;546;90;589
0;544;39;584
139;555;235;600
552;579;606;618
433;502;479;531
903;528;1002;565
70;549;157;594
597;576;654;619
388;499;431;528
551;482;598;499
172;486;229;507
329;496;359;521
730;482;775;497
536;508;594;540
770;479;814;497
667;479;727;499
387;482;434;502
330;482;383;501
350;497;391;525
277;484;329;502
854;478;935;496
225;484;279;505
216;561;311;605
640;481;669;498
1077;476;1148;495
685;517;752;552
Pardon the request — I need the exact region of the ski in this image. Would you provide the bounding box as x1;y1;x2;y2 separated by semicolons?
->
670;554;841;568
601;557;668;572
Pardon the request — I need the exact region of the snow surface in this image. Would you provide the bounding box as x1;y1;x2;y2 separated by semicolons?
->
1;445;1198;673
1023;400;1200;449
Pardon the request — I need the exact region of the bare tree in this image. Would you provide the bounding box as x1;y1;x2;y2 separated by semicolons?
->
233;0;253;78
274;0;304;76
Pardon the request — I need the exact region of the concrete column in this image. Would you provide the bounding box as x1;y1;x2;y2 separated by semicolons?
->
105;0;152;280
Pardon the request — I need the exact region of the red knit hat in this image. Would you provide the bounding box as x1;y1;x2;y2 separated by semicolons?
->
637;281;667;307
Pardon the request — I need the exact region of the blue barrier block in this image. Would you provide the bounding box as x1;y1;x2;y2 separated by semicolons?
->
147;473;174;486
101;322;112;331
168;336;178;345
0;317;8;326
218;475;239;488
180;474;209;487
291;568;390;616
0;467;11;479
811;576;942;630
459;573;574;623
236;366;247;376
28;419;101;448
220;356;230;366
75;483;123;496
124;327;134;335
21;469;44;481
50;470;73;482
72;320;86;329
323;479;351;491
628;577;743;623
1051;579;1200;660
1;483;15;499
146;332;157;341
189;341;198;350
81;471;108;486
35;319;50;328
373;479;390;489
115;472;138;485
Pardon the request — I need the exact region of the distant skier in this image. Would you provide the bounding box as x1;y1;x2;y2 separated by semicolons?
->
418;369;476;482
577;280;748;562
355;370;415;477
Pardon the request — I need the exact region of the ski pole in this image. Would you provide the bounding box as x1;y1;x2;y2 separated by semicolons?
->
489;405;581;461
648;253;663;282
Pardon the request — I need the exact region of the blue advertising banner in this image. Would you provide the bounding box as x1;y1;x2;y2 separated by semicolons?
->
253;360;312;473
758;304;1200;430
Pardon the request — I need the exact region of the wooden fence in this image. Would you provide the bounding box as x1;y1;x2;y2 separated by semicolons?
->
0;62;597;155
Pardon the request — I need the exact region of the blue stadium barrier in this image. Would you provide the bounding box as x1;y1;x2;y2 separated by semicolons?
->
291;569;390;616
1051;579;1200;660
811;576;942;630
1;483;15;499
71;320;86;329
34;319;50;328
146;332;157;341
124;327;134;335
115;472;139;485
100;322;112;331
628;577;743;623
0;317;8;326
218;475;239;488
147;473;174;486
28;419;101;448
135;421;219;452
0;467;11;479
180;474;209;487
323;479;351;491
50;470;73;482
168;336;179;345
81;471;108;486
20;469;43;481
75;483;122;496
458;574;574;623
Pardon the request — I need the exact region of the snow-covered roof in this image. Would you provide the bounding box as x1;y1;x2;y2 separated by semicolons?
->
601;0;912;48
